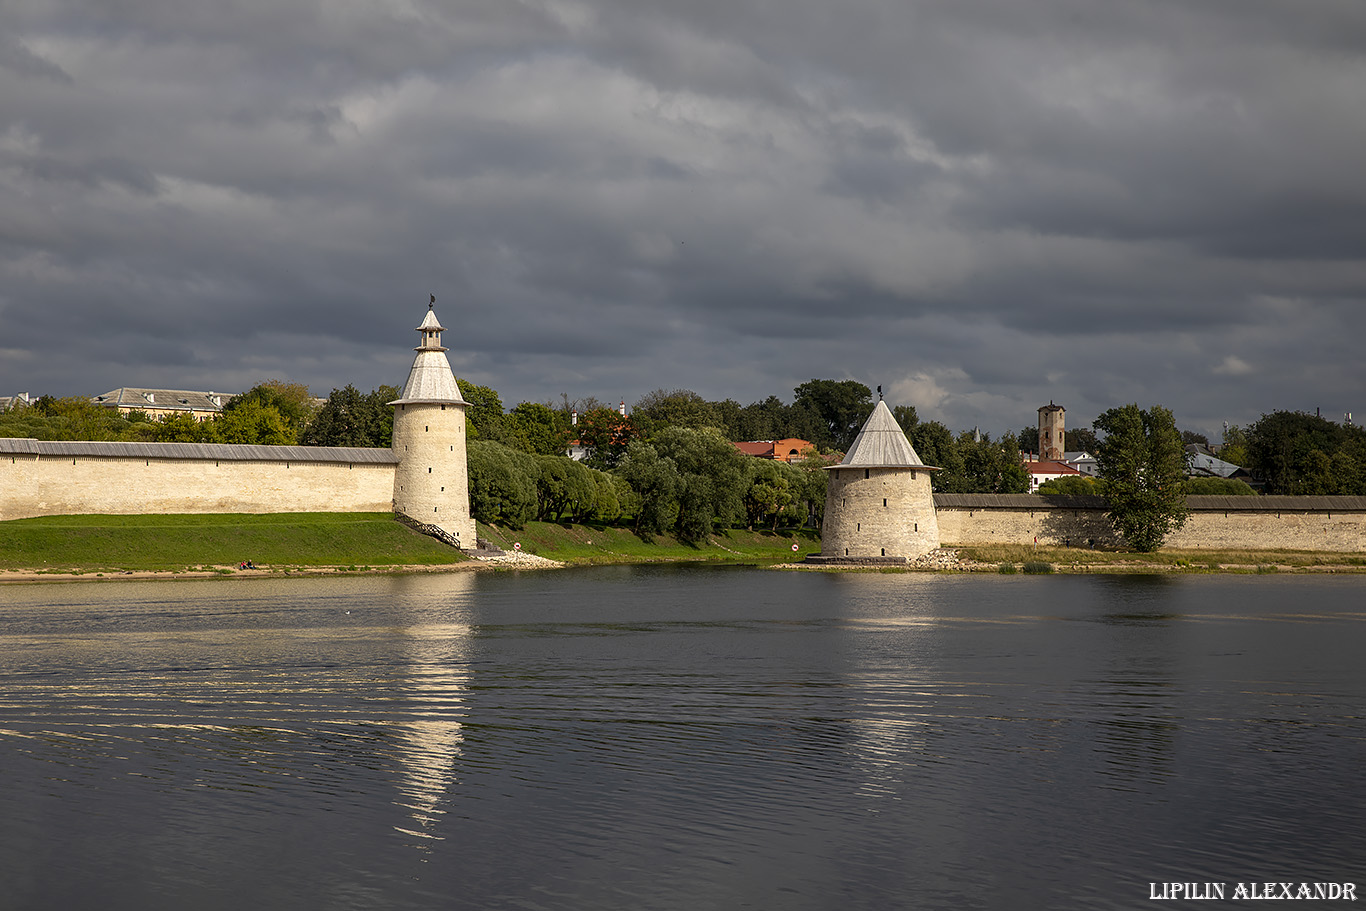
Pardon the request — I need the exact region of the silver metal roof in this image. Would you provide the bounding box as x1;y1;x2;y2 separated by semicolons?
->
390;306;467;405
91;387;236;413
832;400;935;469
0;438;398;463
390;350;466;405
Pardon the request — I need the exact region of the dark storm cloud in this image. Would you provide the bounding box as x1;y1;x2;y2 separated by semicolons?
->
2;0;1364;437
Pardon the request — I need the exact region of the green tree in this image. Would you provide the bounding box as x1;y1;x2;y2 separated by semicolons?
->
302;385;398;447
1037;475;1105;495
650;426;753;542
574;470;627;523
224;380;316;443
632;389;722;434
1065;426;1100;455
617;440;682;536
792;450;832;527
577;407;640;470
710;399;743;440
1244;411;1366;494
953;432;1029;494
743;461;795;531
215;399;293;445
1093;404;1190;552
155;413;215;443
891;405;919;435
504;402;571;456
1;396;149;442
456;380;505;441
793;379;874;451
533;455;598;522
1219;424;1249;467
466;441;537;528
734;395;787;441
908;421;963;490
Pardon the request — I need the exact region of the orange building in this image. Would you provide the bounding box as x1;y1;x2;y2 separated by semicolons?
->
732;438;816;463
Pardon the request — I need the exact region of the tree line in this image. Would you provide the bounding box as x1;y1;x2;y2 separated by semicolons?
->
6;378;1363;549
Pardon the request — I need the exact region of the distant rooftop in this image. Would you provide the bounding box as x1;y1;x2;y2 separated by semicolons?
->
92;387;235;414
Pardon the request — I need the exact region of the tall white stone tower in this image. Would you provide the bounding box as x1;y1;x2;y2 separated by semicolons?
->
813;400;940;562
390;302;475;548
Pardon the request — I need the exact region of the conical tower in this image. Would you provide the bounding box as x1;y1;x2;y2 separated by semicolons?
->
817;399;940;561
390;302;475;548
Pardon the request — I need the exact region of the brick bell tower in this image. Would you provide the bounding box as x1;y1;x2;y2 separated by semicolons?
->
1038;401;1065;462
390;300;475;548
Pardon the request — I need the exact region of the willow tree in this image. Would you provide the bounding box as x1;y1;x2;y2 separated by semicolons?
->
1093;404;1189;552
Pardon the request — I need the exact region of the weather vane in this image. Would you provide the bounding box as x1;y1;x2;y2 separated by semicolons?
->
430;293;435;309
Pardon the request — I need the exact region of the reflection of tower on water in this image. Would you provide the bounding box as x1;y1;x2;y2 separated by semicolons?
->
390;576;476;841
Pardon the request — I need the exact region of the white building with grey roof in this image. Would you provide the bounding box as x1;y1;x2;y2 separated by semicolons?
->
92;387;236;421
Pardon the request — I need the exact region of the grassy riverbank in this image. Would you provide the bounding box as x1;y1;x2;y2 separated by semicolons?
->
0;513;821;575
0;513;467;573
1;513;1361;577
476;521;820;565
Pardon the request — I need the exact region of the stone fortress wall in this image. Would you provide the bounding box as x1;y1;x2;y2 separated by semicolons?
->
0;303;475;545
0;440;398;520
935;494;1366;553
4;448;1366;554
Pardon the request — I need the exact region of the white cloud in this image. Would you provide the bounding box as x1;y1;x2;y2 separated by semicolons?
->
1213;355;1253;377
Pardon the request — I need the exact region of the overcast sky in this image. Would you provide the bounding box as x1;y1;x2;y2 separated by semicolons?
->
3;0;1364;439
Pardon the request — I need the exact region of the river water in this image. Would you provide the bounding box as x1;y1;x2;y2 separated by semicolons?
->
1;567;1363;910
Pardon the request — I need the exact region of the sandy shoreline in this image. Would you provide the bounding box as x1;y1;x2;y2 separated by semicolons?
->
3;547;1363;584
0;550;567;584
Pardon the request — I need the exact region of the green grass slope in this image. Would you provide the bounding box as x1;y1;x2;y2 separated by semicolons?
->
477;521;820;565
0;513;821;573
0;513;467;571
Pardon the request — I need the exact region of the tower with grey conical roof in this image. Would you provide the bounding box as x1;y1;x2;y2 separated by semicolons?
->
390;302;475;548
814;399;940;561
